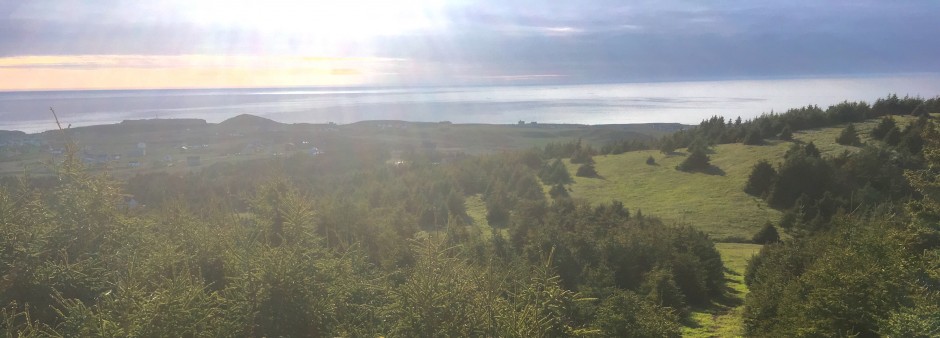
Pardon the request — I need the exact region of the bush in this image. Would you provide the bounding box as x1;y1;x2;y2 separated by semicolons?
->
676;148;710;172
593;291;682;338
659;139;676;154
743;129;763;145
538;159;572;185
576;164;598;177
744;160;777;196
884;127;901;146
646;156;656;165
870;116;896;140
751;222;780;244
836;123;861;146
570;149;594;164
779;125;793;141
549;183;569;199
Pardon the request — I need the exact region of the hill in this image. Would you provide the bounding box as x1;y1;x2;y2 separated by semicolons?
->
216;113;283;131
562;117;891;240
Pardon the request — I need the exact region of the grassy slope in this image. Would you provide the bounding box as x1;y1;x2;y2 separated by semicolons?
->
683;243;763;337
464;117;914;337
565;117;891;240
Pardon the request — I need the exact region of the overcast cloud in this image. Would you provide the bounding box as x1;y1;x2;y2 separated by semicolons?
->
1;0;938;85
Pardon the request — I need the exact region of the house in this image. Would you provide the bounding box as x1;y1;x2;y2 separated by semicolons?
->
127;160;141;168
186;156;201;167
308;147;322;156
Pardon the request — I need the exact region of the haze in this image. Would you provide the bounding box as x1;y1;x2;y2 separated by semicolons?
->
1;0;938;90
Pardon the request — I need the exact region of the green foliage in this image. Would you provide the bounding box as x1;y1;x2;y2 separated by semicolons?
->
659;138;676;154
743;128;763;145
871;116;897;140
779;125;793;141
640;267;687;312
575;164;598;178
744;121;940;337
677;148;711;172
570;149;595;165
549;183;569;199
539;159;573;185
744;160;776;197
592;290;681;338
751;222;779;244
835;123;861;146
884;126;901;146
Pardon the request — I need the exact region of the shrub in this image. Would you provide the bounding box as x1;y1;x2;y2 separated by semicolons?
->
836;123;861;146
549;183;569;199
743;129;763;145
870;116;897;140
659;138;676;154
751;222;780;244
744;160;777;197
576;164;598;177
646;156;656;165
779;125;793;141
593;291;681;338
676;148;710;172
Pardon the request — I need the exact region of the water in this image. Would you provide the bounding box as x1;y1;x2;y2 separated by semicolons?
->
2;74;940;133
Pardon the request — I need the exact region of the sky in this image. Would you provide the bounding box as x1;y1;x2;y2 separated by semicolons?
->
1;0;938;90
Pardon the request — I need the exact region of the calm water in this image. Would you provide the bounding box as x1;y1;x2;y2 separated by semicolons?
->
2;74;940;133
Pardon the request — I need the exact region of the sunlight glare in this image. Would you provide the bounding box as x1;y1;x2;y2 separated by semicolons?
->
181;0;448;38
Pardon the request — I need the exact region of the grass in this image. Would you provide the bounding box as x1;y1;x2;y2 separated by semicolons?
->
682;243;763;338
563;117;904;240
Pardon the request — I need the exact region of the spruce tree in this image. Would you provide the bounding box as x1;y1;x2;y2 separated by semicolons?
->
836;123;861;146
744;160;777;196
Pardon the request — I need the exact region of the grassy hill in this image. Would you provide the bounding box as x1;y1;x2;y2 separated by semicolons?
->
563;117;896;240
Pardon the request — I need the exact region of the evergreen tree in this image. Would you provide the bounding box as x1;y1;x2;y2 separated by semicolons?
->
744;160;777;197
659;138;676;154
548;183;569;199
884;127;901;147
677;148;711;172
538;159;572;185
751;222;780;244
576;163;598;177
779;125;793;141
804;142;821;158
870;116;896;140
836;123;861;146
743;128;763;145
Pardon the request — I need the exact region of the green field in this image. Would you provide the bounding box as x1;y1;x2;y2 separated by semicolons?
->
683;243;763;337
563;117;897;240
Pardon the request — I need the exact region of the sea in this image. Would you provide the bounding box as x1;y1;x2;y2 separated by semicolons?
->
2;74;940;133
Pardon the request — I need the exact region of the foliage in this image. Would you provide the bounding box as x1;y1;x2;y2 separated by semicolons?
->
778;125;793;141
575;164;598;177
539;159;573;185
677;148;711;172
743;128;763;145
871;116;897;140
751;222;779;244
592;290;681;338
743;120;940;337
835;123;861;146
743;160;776;197
549;183;570;199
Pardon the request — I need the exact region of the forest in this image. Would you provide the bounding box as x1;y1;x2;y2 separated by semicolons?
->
0;93;939;337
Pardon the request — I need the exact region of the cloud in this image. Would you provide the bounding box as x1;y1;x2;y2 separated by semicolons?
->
1;0;939;86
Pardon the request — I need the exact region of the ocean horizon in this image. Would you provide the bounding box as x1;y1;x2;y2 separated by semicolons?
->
2;73;940;133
